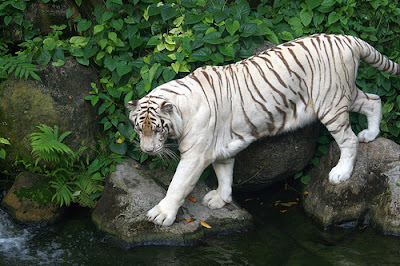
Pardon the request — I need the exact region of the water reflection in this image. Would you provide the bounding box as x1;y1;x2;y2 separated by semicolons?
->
1;184;400;265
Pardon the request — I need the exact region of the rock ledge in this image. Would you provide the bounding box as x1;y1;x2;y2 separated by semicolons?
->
92;159;253;246
303;138;400;235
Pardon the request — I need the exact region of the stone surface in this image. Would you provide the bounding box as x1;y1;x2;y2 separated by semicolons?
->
233;123;320;191
92;159;253;246
1;172;63;224
303;138;400;235
0;57;102;171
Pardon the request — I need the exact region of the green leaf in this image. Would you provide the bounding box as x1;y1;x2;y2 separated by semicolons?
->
101;11;113;23
318;145;329;155
4;16;12;26
230;0;250;20
139;152;149;163
147;36;161;46
212;10;229;23
219;45;235;57
191;47;212;61
76;57;89;66
278;31;294;41
108;32;118;43
111;0;123;4
306;0;321;10
161;4;179;21
124;91;134;104
203;32;224;44
37;48;51;66
181;0;197;8
240;22;257;37
104;56;117;71
52;60;65;67
327;11;340;25
116;64;132;77
66;8;74;19
14;15;23;26
11;0;26;10
300;9;313;26
162;68;176;82
93;25;104;35
226;19;240;36
0;149;5;160
110;19;124;31
129;36;143;50
185;12;205;25
301;175;311;185
148;63;160;84
171;62;180;74
313;12;325;27
0;138;10;145
77;19;92;32
109;141;127;155
317;136;331;144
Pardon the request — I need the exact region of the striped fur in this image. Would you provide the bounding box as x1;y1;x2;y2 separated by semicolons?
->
127;34;399;226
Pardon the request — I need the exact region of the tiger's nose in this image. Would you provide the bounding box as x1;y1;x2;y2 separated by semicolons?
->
142;146;154;153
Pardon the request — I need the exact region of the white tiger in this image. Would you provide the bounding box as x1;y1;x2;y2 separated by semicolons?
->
127;34;399;226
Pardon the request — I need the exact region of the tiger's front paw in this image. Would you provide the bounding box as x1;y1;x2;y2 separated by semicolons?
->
147;199;179;226
203;190;232;209
328;165;351;184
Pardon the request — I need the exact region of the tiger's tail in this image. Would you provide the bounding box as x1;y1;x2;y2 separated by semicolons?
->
358;38;400;75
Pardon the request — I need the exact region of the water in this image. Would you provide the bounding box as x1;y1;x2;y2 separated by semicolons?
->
1;184;400;265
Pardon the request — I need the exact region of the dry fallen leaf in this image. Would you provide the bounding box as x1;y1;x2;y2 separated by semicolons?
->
200;220;211;228
187;196;197;203
187;218;196;223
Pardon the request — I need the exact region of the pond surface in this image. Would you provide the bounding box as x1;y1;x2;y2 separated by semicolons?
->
1;183;400;265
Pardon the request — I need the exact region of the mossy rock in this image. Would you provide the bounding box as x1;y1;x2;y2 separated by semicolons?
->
1;171;63;224
0;57;102;174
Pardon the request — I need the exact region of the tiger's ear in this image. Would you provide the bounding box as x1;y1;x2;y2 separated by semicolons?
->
160;101;173;113
126;100;138;111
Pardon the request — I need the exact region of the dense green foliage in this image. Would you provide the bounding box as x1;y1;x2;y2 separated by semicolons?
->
1;0;400;202
16;125;123;207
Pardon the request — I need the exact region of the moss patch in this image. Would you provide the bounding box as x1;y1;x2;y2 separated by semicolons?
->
0;79;60;169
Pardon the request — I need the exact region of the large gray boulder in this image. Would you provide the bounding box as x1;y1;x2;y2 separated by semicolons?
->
0;57;102;171
233;123;319;191
92;159;253;246
303;138;400;235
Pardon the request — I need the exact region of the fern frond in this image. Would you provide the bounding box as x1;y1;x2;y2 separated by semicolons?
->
50;179;74;207
0;55;41;81
30;125;75;166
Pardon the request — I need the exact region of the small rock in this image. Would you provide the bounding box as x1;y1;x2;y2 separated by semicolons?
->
1;172;63;224
92;159;253;246
303;138;400;235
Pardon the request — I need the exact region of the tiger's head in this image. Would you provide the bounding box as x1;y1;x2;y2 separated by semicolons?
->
126;97;182;155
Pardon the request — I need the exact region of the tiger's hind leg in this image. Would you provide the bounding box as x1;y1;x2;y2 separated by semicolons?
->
350;88;382;143
320;108;359;184
203;158;234;209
